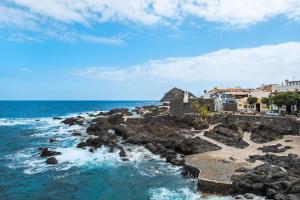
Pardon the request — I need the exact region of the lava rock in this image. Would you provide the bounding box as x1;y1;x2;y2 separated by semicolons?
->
45;157;58;165
181;164;200;178
76;142;87;148
39;148;61;157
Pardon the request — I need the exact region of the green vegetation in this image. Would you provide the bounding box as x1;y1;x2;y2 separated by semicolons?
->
191;100;210;121
261;97;270;105
247;96;258;105
269;92;300;113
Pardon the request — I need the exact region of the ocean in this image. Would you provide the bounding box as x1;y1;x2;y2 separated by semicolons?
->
0;101;232;200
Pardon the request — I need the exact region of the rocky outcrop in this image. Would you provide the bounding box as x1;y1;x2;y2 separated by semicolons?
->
204;124;249;149
181;164;200;178
108;113;124;125
216;115;299;143
39;147;61;157
175;137;221;155
232;154;300;199
257;144;292;153
160;87;196;102
61;116;84;126
45;157;58;165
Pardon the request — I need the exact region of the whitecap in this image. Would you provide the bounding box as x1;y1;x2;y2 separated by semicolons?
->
149;187;201;200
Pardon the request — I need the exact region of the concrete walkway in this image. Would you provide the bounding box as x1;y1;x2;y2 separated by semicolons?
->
185;125;300;183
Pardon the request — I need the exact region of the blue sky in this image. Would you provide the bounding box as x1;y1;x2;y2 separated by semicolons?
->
0;0;300;100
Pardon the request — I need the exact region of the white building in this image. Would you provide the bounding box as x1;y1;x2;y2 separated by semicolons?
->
272;80;300;93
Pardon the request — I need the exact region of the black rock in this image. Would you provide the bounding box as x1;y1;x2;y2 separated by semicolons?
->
39;148;61;157
119;147;126;157
45;157;58;165
108;113;124;125
72;131;81;136
76;142;87;148
89;148;94;153
181;164;200;178
49;138;57;143
61;117;84;126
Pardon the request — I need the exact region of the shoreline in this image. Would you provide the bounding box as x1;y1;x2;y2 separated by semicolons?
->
41;104;300;199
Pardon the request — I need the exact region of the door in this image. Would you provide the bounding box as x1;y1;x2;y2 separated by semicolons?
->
256;103;261;112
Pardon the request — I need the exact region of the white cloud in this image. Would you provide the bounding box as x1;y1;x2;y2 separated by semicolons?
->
2;0;300;28
73;42;300;85
1;1;300;43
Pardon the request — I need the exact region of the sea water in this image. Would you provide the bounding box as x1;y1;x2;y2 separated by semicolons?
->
0;101;234;200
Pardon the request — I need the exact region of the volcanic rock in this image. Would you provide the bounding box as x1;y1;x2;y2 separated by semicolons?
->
39;148;61;157
45;157;58;165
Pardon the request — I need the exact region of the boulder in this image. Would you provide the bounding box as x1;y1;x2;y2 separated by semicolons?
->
76;142;87;148
108;113;124;125
119;147;126;157
72;131;81;136
61;117;84;126
45;157;58;165
175;137;221;155
181;164;200;178
49;138;57;143
39;148;61;157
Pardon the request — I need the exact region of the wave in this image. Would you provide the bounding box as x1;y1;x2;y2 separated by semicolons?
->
149;187;201;200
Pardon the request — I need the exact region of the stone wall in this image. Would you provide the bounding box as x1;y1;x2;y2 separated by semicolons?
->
169;98;192;117
215;115;300;135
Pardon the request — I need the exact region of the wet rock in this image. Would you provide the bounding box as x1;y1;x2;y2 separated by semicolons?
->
61;117;84;126
87;118;110;136
181;164;200;178
243;193;253;199
111;125;128;138
45;157;58;165
89;148;94;153
53;117;62;120
49;138;57;143
169;158;185;166
107;108;129;115
39;148;61;157
119;147;126;157
72;131;81;136
76;142;87;148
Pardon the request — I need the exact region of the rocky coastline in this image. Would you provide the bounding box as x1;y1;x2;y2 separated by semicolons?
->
40;105;300;199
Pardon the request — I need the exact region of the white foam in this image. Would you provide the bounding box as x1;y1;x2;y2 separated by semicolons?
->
149;187;201;200
0;118;36;126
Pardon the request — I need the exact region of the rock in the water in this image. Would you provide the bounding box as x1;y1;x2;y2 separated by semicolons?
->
61;117;84;126
49;138;57;143
76;142;87;148
119;147;126;157
39;148;61;157
72;131;81;136
45;157;58;165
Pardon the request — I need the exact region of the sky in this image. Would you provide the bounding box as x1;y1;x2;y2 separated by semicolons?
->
0;0;300;100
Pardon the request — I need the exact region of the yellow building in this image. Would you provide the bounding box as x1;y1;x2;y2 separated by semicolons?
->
248;89;270;112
